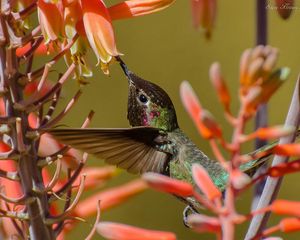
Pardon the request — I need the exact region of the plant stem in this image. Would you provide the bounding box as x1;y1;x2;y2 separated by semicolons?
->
0;10;54;239
245;79;300;239
252;0;268;212
6;49;54;239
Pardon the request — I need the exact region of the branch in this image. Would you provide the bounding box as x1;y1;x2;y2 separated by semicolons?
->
245;78;300;239
26;34;78;82
0;209;29;220
45;174;86;225
15;63;76;112
0;169;19;181
35;157;62;193
85;200;101;240
41;90;82;128
10;1;37;21
53;153;88;199
40;88;61;126
252;0;268;213
19;36;43;62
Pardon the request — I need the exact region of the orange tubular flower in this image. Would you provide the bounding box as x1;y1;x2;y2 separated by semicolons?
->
180;81;215;139
279;218;300;233
78;0;175;74
142;172;194;197
37;0;64;44
209;62;231;113
74;179;147;218
80;0;119;74
97;222;177;240
275;0;294;20
267;159;300;177
108;0;175;20
270;199;300;217
272;143;300;156
64;0;92;81
187;214;221;234
192;164;222;201
191;0;217;39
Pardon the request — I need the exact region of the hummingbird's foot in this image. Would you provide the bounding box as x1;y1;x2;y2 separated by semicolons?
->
182;205;197;228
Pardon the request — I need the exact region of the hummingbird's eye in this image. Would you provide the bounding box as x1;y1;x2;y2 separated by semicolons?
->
138;94;148;104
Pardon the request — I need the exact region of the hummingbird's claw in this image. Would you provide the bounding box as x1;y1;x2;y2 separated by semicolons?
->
182;205;197;228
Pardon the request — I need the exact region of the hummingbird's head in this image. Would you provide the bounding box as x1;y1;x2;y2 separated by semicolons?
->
118;60;179;131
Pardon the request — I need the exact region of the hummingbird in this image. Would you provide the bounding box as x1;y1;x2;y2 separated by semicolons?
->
48;60;269;216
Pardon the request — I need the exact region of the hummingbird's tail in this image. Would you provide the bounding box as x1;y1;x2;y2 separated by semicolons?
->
241;129;300;175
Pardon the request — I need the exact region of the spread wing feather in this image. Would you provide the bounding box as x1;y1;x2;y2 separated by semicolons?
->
47;127;171;174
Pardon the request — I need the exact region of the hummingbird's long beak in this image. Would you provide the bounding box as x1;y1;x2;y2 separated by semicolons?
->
116;56;131;80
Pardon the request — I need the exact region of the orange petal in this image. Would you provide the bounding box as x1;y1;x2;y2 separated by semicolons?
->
180;81;212;139
187;214;221;233
74;179;147;218
81;0;118;65
239;49;252;89
24;80;54;98
108;0;175;20
279;218;300;233
37;0;64;43
39;133;61;156
0;98;5;116
275;0;294;19
245;68;289;115
272;144;300;156
200;110;222;139
142;172;194;197
231;169;251;190
0;141;11;152
246;126;295;141
271;200;300;217
191;0;217;39
56;166;117;191
39;132;83;169
259;67;290;103
210;62;231;112
16;41;54;57
0;159;23;237
192;164;222;201
97;222;177;240
267;159;300;177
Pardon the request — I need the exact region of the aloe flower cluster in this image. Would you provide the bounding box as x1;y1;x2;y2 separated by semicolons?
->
142;45;300;239
17;0;175;79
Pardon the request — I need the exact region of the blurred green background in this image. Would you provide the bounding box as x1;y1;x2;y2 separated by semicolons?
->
52;0;300;239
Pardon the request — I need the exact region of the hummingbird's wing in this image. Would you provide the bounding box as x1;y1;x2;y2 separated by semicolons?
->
47;127;171;174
